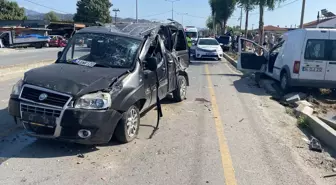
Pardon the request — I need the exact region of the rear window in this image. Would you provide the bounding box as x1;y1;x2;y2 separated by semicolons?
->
198;39;219;45
304;39;336;61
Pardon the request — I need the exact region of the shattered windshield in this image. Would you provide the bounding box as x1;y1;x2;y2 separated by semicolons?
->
59;33;141;68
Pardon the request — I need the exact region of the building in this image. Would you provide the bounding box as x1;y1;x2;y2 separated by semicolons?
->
303;16;336;28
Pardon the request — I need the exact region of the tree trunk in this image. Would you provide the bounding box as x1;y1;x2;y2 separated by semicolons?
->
258;4;264;45
223;20;227;34
244;9;249;38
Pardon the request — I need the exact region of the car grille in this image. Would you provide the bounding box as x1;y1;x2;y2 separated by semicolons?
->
20;86;71;107
21;104;61;118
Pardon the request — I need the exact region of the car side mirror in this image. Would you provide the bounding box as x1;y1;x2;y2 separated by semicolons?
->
219;43;223;46
145;57;157;71
57;51;62;59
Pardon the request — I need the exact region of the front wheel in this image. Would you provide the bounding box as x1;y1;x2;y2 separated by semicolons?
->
173;75;187;102
280;72;291;93
114;105;140;143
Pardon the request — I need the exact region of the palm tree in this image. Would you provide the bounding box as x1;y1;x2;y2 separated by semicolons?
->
238;0;255;37
209;0;237;34
254;0;285;45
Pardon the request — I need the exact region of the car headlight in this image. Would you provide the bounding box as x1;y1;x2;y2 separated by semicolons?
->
11;79;23;95
74;92;112;110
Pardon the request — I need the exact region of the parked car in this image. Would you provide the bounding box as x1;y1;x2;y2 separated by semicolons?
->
237;28;336;92
8;22;190;145
194;38;223;60
48;35;67;47
215;35;231;51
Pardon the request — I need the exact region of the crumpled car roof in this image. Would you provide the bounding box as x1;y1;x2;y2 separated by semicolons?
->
78;22;182;39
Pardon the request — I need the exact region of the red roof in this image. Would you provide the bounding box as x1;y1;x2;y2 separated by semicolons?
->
263;25;288;31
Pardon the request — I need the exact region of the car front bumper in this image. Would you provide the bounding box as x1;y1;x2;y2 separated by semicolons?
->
195;50;223;59
8;96;123;145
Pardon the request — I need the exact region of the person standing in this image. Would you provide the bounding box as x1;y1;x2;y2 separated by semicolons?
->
269;33;275;49
186;35;192;63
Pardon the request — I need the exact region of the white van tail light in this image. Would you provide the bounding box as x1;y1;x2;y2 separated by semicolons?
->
293;61;301;74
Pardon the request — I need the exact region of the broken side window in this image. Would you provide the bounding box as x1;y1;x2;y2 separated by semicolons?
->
175;30;187;51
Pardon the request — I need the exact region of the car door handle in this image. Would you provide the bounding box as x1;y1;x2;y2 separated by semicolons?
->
329;62;336;65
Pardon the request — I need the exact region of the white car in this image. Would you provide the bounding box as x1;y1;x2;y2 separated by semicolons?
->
194;38;223;60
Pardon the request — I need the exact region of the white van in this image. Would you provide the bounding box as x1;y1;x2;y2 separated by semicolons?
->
238;28;336;91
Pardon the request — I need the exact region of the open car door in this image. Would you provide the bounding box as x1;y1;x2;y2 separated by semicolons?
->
237;38;268;73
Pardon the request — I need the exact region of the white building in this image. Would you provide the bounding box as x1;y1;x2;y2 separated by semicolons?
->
303;16;336;28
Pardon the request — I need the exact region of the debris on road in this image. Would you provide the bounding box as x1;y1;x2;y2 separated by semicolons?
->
309;137;323;153
239;118;244;122
77;154;85;158
333;168;336;172
285;92;307;104
195;98;210;103
295;104;314;116
323;173;336;178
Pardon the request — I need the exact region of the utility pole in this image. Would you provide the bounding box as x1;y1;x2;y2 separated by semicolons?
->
299;0;306;28
165;0;179;20
239;7;243;31
177;12;187;25
136;0;138;23
113;8;120;24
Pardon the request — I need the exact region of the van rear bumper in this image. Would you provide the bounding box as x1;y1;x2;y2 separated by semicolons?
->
291;79;336;88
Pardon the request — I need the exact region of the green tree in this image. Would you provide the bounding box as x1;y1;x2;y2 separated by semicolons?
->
74;0;112;23
209;0;237;34
206;16;214;30
238;0;255;37
253;0;285;44
0;0;25;20
44;11;60;21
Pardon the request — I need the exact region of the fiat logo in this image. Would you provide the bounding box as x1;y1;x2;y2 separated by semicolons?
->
38;93;48;101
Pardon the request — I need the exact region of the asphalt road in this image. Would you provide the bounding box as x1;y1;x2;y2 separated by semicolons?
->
0;48;62;67
0;59;334;185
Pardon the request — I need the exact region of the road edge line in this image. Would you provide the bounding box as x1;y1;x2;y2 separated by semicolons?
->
205;64;238;185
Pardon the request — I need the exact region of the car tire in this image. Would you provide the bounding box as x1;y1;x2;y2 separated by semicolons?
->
280;72;291;93
173;75;187;102
114;105;140;143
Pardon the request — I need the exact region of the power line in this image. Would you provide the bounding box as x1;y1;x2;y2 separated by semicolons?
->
22;0;72;14
250;0;299;16
141;11;172;18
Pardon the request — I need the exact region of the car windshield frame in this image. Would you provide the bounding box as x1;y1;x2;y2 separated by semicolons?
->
198;39;219;46
57;32;142;69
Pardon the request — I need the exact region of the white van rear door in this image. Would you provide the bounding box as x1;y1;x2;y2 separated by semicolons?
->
300;30;329;80
324;31;336;81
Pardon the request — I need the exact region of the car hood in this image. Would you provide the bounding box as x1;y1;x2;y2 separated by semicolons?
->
197;45;220;51
23;63;129;97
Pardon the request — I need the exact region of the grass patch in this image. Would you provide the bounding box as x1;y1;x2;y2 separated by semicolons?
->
285;107;295;117
297;115;310;128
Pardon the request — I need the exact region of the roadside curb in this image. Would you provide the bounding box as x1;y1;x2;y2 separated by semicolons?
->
297;107;336;151
223;52;237;68
0;60;54;81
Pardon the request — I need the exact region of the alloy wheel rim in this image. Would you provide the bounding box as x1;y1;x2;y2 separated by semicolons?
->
180;78;187;98
126;108;138;138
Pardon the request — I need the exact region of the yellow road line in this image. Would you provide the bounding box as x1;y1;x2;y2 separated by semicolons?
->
205;64;238;185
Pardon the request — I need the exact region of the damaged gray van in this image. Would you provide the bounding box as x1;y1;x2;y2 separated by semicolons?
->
8;21;190;144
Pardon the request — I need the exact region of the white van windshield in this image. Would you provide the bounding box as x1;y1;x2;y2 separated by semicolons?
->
186;32;198;38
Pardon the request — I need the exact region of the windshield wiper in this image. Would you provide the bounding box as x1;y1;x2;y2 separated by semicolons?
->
94;63;112;68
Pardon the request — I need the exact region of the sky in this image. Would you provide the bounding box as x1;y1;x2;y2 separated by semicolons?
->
13;0;336;29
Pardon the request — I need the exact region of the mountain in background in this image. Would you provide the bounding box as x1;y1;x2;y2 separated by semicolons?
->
23;8;150;23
